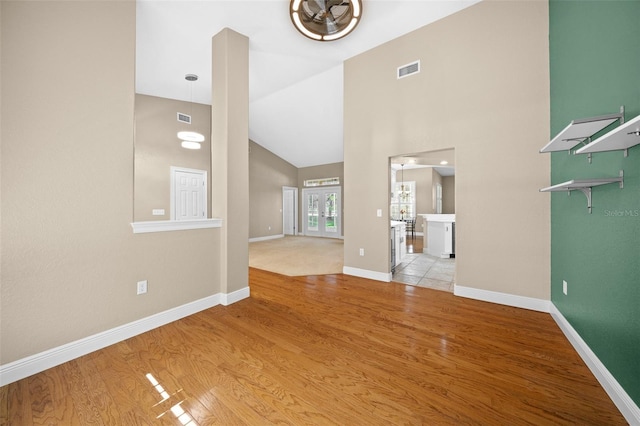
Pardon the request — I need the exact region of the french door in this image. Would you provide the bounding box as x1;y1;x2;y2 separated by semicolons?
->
302;186;341;237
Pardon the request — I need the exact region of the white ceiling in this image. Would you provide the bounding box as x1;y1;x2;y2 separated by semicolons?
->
391;148;455;176
136;0;478;168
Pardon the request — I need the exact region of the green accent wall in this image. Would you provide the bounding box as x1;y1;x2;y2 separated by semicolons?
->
550;0;640;405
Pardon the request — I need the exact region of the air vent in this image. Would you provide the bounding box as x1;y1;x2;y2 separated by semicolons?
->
397;60;420;79
177;112;191;124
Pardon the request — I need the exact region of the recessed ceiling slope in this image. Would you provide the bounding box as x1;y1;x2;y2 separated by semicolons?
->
136;0;479;167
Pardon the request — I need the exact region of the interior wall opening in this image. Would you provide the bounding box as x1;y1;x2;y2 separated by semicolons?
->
389;148;456;292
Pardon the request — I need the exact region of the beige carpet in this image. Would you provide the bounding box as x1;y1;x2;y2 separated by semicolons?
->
249;236;344;276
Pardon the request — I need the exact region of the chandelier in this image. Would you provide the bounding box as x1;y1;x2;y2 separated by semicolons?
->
399;163;410;201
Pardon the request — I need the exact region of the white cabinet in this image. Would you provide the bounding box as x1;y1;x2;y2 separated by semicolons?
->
391;221;406;266
425;214;455;258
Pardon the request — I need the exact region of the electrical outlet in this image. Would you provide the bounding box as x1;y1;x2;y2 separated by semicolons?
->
137;280;148;295
562;280;567;295
359;248;365;256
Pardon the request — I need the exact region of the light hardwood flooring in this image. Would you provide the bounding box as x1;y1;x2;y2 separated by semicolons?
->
0;268;626;425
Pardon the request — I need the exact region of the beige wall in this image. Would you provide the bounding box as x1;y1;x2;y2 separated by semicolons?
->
1;1;221;364
297;162;344;189
249;140;298;238
431;169;443;214
344;1;550;298
298;162;344;236
397;167;454;217
211;29;249;295
442;176;455;214
134;94;212;221
248;153;344;239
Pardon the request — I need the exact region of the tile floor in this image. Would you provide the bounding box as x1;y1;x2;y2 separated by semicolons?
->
392;251;456;292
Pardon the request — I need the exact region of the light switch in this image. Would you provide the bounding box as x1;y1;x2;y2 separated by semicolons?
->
376;209;382;217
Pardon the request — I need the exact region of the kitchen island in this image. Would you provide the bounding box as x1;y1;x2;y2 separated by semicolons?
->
420;214;455;258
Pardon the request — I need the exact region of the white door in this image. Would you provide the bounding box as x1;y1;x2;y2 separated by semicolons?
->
171;167;207;220
283;187;297;235
303;187;341;237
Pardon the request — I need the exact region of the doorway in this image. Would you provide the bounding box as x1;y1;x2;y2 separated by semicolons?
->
170;166;207;220
389;149;455;292
302;186;341;237
282;186;298;235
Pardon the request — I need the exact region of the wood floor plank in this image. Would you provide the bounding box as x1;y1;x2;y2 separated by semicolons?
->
209;307;390;424
0;384;8;425
57;359;120;425
0;268;628;425
2;381;33;425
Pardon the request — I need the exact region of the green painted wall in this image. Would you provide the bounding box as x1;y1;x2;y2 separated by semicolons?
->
550;0;640;405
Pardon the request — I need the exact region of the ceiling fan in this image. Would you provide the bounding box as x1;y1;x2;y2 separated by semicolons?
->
290;0;362;41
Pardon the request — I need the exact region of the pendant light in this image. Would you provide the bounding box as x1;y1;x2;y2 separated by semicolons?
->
178;74;204;149
180;141;202;150
400;163;409;201
399;163;407;220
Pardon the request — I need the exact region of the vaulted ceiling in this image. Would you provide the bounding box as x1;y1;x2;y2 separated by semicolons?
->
136;1;478;168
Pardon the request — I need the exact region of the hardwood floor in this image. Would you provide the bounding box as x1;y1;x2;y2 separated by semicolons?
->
406;232;423;253
1;268;626;425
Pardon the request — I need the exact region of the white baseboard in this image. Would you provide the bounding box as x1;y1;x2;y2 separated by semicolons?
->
454;284;551;313
220;286;250;306
549;303;640;425
0;289;245;387
249;234;284;243
343;266;392;282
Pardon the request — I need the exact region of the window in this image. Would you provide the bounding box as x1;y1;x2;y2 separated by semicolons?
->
303;177;340;187
391;181;415;219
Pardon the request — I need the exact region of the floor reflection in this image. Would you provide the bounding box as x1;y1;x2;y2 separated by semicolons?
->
146;373;198;425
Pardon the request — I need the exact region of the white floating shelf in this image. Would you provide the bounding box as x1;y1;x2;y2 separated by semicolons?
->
540;110;624;153
575;114;640;155
539;171;624;213
540;177;622;192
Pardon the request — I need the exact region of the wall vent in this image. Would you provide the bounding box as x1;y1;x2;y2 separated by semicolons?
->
177;112;191;124
397;60;420;79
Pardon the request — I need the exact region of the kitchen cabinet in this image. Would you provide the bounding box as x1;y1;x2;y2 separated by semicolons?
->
391;220;406;268
425;214;455;258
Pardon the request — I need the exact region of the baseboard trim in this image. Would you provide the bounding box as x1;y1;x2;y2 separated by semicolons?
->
343;266;392;282
0;290;244;386
549;303;640;425
220;286;250;306
453;285;551;313
249;234;284;243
